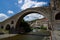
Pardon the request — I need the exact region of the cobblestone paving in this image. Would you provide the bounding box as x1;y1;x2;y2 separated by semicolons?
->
52;30;60;40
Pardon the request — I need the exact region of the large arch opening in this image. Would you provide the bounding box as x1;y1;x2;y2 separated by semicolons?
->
55;12;60;20
15;11;49;34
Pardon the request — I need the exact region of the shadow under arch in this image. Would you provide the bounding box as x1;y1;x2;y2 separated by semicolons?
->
55;12;60;20
15;10;49;34
5;24;10;30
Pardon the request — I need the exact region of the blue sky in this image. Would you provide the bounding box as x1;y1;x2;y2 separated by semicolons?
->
0;0;50;22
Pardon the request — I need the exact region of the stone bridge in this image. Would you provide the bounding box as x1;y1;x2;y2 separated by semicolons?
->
0;0;60;33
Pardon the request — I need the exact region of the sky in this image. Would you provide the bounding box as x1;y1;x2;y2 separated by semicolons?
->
0;0;50;22
24;13;44;21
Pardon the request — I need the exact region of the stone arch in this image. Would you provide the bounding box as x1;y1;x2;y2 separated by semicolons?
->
11;21;14;24
5;24;11;30
55;12;60;20
15;9;49;33
1;26;3;29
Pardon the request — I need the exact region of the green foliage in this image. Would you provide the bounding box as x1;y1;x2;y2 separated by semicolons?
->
43;27;47;30
40;25;47;30
40;25;44;29
20;19;32;33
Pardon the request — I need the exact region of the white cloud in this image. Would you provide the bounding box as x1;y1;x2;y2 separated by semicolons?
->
21;2;34;10
18;0;23;4
20;0;47;10
24;13;44;21
0;13;8;22
32;2;47;7
7;10;14;14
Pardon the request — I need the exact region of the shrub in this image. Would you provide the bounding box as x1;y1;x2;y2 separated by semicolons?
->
40;25;47;30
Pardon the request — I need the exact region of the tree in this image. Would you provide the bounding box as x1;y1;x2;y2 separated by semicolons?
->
19;19;32;34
